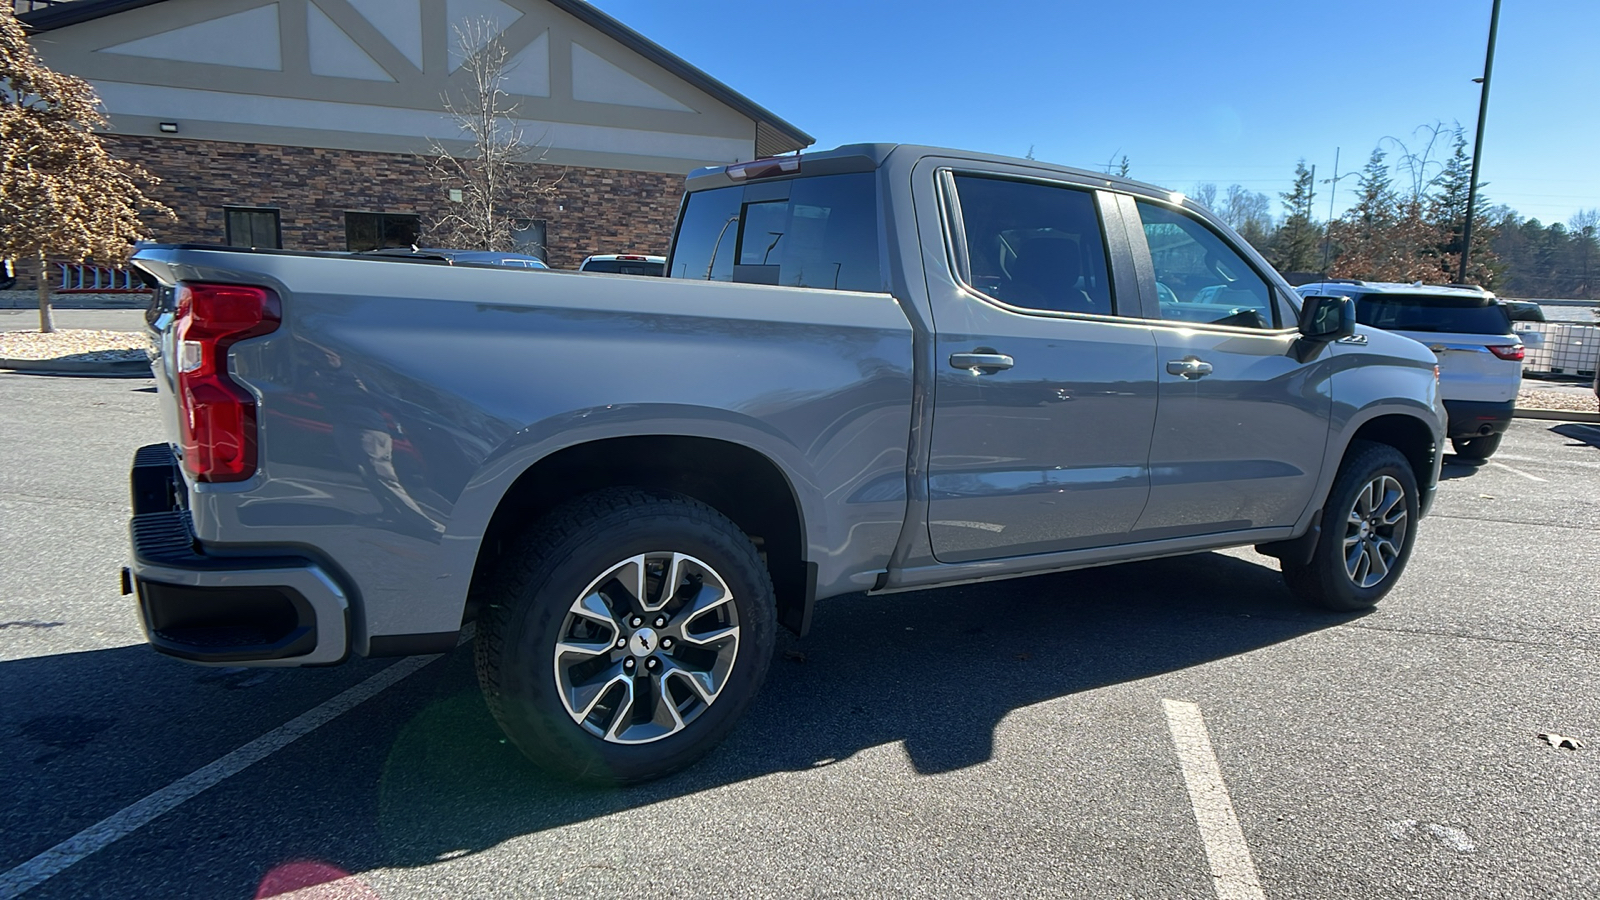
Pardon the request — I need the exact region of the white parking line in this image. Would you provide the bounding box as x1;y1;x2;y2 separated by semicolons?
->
0;628;470;899
1489;461;1547;482
1163;699;1267;900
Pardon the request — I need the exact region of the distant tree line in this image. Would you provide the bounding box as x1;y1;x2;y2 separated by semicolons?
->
1189;124;1599;300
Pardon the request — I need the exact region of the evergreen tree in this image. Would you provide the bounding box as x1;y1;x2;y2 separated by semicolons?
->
1352;147;1397;228
1271;160;1319;273
1426;129;1497;285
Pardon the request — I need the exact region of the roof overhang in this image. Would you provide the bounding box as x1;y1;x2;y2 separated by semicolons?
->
21;0;815;155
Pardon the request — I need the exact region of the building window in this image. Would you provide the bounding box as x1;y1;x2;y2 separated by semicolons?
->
224;207;282;249
345;212;420;252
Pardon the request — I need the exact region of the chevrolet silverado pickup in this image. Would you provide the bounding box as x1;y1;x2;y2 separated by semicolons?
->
125;144;1445;784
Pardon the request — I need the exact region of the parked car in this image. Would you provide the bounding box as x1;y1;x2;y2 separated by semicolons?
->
1503;299;1545;322
579;253;666;276
127;144;1445;785
364;247;550;269
1299;280;1521;459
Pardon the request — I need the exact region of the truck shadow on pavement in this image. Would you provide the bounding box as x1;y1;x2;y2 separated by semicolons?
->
355;551;1353;875
1;551;1356;897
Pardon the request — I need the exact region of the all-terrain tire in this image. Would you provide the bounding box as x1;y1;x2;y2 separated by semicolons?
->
474;487;776;785
1451;433;1503;461
1282;441;1420;612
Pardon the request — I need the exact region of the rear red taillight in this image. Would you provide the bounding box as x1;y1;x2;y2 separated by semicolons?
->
174;282;281;482
1487;344;1524;361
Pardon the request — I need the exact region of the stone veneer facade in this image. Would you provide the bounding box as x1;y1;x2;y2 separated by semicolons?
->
66;136;686;277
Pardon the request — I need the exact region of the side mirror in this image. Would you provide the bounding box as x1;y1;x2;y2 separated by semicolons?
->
1298;295;1355;342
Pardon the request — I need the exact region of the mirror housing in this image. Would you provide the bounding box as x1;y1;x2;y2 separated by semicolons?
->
1298;295;1355;342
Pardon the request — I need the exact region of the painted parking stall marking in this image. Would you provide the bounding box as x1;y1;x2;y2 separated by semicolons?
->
1488;461;1547;482
1163;699;1267;900
0;628;471;900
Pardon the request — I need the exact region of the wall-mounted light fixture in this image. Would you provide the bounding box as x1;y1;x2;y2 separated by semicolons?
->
158;122;179;133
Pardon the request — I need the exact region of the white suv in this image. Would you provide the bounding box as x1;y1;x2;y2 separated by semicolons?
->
1300;281;1523;460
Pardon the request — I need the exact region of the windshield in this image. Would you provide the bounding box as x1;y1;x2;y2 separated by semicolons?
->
1352;293;1512;335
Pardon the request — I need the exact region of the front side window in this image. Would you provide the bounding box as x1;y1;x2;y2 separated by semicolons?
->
950;174;1116;316
225;207;281;249
1135;200;1276;329
345;212;420;252
669;173;882;293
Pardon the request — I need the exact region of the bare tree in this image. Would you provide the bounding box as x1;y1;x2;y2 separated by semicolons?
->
0;10;170;332
423;20;561;253
1382;122;1455;205
1190;182;1218;211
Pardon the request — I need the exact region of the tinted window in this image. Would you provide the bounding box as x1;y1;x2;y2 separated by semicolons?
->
669;173;882;293
1352;293;1512;334
346;212;419;252
952;175;1115;315
225;207;280;249
1136;201;1276;329
584;259;665;276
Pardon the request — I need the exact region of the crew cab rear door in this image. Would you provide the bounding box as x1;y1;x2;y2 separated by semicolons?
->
923;169;1159;563
1122;196;1332;538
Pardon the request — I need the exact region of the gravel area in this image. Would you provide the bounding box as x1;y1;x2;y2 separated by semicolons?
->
0;329;151;363
1519;386;1598;413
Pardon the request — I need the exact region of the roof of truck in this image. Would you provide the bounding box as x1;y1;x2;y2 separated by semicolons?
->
685;143;1199;204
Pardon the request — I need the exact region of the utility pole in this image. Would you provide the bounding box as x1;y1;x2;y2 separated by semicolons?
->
1459;0;1502;284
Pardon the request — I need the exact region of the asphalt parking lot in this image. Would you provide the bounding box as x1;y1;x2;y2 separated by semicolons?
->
2;365;1597;899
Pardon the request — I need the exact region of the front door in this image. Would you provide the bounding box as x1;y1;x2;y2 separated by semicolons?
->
1127;199;1333;539
926;173;1159;563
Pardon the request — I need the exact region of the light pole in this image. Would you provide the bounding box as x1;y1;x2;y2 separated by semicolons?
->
1459;0;1503;284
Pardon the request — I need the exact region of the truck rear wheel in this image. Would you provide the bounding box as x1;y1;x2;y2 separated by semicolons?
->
1281;441;1419;612
474;488;776;785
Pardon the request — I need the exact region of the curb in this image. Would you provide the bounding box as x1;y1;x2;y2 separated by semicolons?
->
1513;408;1600;424
0;356;153;377
0;297;151;310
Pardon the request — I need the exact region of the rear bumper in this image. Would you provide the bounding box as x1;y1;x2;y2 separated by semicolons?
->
126;444;350;666
1442;399;1514;439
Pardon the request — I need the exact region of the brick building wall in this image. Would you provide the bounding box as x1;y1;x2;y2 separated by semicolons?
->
94;136;685;271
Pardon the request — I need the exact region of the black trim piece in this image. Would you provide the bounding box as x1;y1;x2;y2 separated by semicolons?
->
131;442;181;516
1442;399;1515;437
136;580;317;663
777;561;819;638
367;632;460;658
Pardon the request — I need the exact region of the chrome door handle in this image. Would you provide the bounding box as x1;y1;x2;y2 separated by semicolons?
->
1166;357;1214;379
950;352;1014;372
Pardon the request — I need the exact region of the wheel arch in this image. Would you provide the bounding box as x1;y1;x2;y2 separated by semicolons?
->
464;435;814;636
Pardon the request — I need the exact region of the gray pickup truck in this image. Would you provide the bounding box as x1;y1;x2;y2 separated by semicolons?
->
126;144;1444;784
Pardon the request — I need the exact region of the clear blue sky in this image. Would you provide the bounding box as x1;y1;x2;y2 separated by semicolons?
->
596;0;1598;227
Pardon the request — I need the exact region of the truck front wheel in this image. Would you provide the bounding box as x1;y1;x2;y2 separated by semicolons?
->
474;488;776;784
1281;441;1420;612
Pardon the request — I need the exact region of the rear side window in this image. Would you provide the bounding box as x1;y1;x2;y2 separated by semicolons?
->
1353;294;1512;334
951;174;1115;316
668;173;882;293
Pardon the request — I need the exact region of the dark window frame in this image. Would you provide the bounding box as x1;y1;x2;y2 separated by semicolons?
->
223;206;282;249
